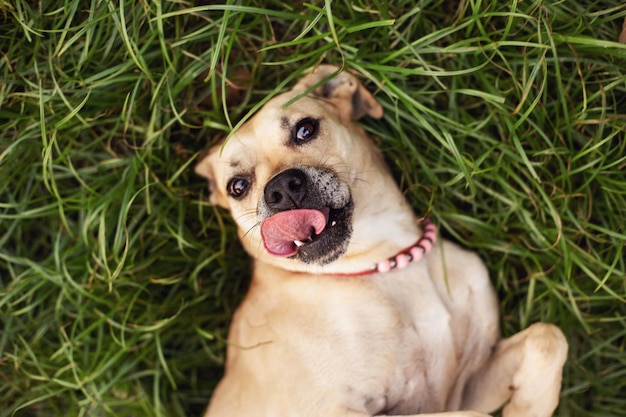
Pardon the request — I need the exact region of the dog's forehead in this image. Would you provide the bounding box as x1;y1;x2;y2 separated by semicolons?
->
254;92;332;127
211;91;343;179
223;93;332;153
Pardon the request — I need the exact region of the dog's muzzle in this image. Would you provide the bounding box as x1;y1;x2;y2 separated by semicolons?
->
259;167;353;265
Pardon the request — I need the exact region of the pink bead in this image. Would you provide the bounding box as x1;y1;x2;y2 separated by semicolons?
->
410;247;423;262
421;221;437;244
395;254;410;269
420;239;433;253
377;259;392;273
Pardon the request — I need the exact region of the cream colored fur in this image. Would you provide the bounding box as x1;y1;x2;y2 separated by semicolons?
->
195;65;568;417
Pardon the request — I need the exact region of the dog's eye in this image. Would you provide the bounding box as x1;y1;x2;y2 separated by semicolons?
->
293;118;319;144
227;177;251;199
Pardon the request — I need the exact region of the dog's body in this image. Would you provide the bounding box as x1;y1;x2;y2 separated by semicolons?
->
196;66;568;417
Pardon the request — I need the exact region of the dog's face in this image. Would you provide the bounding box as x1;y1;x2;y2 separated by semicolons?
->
196;66;388;271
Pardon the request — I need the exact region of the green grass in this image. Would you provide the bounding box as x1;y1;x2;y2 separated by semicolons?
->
1;1;625;416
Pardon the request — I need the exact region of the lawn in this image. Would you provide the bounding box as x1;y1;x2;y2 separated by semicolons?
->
1;1;625;416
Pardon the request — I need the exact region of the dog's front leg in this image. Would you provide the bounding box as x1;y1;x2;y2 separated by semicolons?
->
459;322;568;417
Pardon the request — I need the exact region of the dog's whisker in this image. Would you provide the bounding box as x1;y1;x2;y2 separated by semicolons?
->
234;211;258;223
242;222;261;239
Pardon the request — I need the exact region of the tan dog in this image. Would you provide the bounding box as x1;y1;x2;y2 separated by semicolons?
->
195;65;568;417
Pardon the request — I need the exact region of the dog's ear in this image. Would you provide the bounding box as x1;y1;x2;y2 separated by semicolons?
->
194;146;229;208
293;65;383;122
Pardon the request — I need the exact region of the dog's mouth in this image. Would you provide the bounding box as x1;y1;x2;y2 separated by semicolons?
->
260;206;350;262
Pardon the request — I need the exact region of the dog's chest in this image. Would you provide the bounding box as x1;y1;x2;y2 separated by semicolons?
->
239;263;461;414
301;266;458;413
349;268;458;414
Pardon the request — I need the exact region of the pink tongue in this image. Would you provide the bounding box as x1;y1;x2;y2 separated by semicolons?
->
260;208;329;257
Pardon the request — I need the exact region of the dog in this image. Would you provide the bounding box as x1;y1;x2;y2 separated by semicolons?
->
195;65;568;417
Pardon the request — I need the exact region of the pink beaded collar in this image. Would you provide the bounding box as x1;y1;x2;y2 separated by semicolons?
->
331;219;437;277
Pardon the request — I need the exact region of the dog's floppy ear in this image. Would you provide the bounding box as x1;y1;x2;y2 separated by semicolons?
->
194;146;229;208
293;65;383;122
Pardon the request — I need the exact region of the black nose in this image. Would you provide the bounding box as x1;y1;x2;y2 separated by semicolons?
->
264;168;307;211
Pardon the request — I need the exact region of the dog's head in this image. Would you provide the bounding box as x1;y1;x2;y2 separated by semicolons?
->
196;66;413;272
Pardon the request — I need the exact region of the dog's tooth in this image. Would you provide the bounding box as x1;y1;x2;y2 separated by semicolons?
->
294;240;305;247
331;221;337;227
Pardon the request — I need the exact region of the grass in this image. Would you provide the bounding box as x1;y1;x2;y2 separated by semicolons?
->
0;0;625;416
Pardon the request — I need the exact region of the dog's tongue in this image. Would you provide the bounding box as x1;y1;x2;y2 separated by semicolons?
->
260;208;329;257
